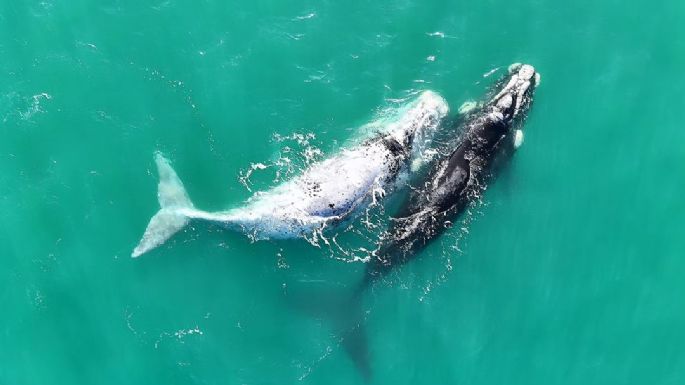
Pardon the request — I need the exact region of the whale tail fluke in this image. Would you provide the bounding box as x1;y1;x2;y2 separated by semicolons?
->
132;153;195;258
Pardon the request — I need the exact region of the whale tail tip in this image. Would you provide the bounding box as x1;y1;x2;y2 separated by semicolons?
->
132;153;195;258
287;282;372;381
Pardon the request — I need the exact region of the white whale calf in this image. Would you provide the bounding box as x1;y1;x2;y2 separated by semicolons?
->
132;91;448;257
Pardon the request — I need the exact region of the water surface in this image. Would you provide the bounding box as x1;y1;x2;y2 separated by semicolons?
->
1;0;684;384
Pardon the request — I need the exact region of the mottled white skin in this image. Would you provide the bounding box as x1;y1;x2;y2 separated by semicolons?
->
132;91;448;257
204;91;448;238
186;141;403;239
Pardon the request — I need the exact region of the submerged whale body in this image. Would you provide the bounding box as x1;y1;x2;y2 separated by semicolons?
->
132;91;448;257
335;64;540;378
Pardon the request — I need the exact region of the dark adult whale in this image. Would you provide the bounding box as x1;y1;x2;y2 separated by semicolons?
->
132;91;448;257
365;63;539;287
336;63;540;379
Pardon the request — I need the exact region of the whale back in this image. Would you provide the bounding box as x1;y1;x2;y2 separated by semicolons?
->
220;91;449;239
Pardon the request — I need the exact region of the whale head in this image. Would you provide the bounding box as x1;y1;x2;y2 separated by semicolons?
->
386;90;449;157
489;63;540;125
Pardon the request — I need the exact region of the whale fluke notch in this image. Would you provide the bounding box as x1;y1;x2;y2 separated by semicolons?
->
132;153;195;258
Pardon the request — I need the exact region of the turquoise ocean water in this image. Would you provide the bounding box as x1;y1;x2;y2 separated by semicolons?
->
2;1;685;384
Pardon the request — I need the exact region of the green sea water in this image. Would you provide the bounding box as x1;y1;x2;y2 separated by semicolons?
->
2;0;685;384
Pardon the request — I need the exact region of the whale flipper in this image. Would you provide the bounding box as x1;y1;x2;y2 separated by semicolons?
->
514;129;524;149
132;153;194;257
